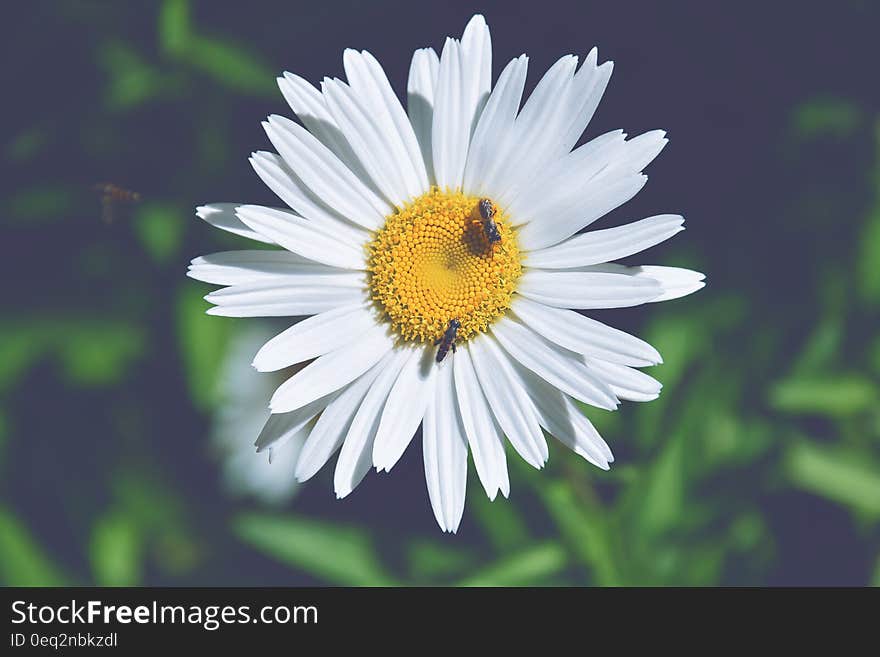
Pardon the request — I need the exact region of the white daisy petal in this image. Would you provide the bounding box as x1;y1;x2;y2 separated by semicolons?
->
461;14;492;101
269;323;393;413
431;15;491;191
205;273;365;318
372;347;437;472
582;264;706;301
504;129;627;224
517;269;663;309
586;358;662;402
452;347;510;500
264;114;391;226
248;151;370;247
324;55;428;207
431;38;465;189
196;204;275;244
254;395;331;453
294;354;388;482
188;250;336;286
252;303;376;372
491;316;619;411
495;50;614;201
525;214;685;269
235;205;366;270
509;130;665;246
512;363;612;468
557;49;614;155
638;265;706;301
469;334;548;469
320;78;407;206
609;129;669;175
511;296;662;366
277;72;377;191
343;50;429;197
482;55;578;202
422;363;468;533
516;172;648;251
334;348;411;498
462;54;529;195
407;47;440;184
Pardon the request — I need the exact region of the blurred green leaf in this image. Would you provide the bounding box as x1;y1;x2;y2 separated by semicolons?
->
700;413;771;471
770;374;878;416
0;324;50;392
90;511;143;586
469;475;530;551
458;542;567;586
536;479;621;585
643;313;704;393
0;506;69;586
790;318;843;373
858;206;880;306
634;430;686;539
134;202;186;264
176;282;232;410
0;319;144;388
159;0;191;57
870;338;880;376
406;540;476;581
111;473;199;577
100;41;175;109
60;322;145;386
728;513;767;553
791;99;862;141
5;126;49;162
234;513;397;586
114;474;185;531
185;35;275;96
685;545;725;584
874;116;880;191
784;442;880;518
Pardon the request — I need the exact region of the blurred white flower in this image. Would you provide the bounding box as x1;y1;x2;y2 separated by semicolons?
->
212;323;301;505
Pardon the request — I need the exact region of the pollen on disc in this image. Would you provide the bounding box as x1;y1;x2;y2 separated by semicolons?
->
367;188;522;344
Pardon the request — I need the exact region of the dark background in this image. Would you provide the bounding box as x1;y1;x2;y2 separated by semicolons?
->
2;0;879;586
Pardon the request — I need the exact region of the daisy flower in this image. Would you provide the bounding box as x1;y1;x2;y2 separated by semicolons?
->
190;14;704;532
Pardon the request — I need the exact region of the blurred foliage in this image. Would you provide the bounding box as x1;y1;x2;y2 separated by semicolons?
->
233;514;397;586
1;0;879;587
0;507;70;586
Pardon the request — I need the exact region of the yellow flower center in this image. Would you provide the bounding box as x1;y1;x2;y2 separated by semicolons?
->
367;188;522;343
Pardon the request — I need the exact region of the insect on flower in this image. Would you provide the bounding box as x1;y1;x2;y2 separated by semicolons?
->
433;318;461;363
479;198;501;244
